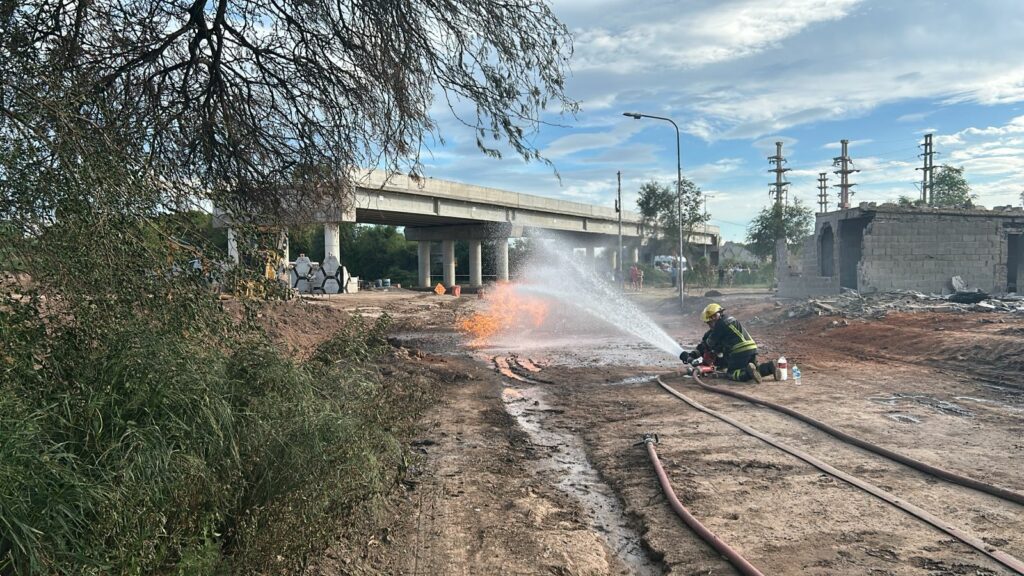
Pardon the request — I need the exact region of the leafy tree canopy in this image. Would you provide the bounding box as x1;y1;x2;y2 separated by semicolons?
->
2;0;577;224
745;198;814;262
636;177;708;258
931;165;976;208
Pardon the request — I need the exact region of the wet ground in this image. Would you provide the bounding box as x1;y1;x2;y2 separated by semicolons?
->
288;287;1024;575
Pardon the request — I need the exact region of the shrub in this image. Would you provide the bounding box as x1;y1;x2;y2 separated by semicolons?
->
0;293;424;575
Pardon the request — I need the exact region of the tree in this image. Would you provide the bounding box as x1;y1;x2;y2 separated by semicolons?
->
636;177;708;261
932;165;976;208
0;3;580;573
2;0;576;222
745;198;814;262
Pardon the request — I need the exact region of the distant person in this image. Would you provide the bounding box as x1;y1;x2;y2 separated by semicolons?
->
717;266;725;287
670;265;677;288
696;303;779;383
629;264;639;291
638;269;644;292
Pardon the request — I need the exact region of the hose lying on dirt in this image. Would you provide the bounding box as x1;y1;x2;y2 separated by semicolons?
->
688;372;1024;507
640;434;766;576
656;377;1024;575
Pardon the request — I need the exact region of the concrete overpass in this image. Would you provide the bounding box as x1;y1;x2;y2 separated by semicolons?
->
222;170;720;288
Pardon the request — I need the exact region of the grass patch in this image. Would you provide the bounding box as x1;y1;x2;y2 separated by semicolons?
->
1;296;433;575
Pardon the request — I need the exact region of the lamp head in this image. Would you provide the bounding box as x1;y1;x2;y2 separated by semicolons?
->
622;112;642;119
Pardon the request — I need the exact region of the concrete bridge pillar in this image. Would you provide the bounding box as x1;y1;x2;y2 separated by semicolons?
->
631;246;640;264
227;228;239;264
585;245;595;267
611;248;618;272
417;241;431;288
442;239;456;287
469;240;482;287
277;229;289;269
324;223;340;260
495;238;509;281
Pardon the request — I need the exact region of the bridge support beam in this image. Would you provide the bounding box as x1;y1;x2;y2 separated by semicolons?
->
585;245;595;269
442;240;456;287
417;241;431;288
495;238;509;281
324;223;340;260
278;229;289;269
631;246;640;264
469;240;482;287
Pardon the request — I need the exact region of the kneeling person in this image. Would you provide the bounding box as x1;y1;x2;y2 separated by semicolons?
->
701;303;778;383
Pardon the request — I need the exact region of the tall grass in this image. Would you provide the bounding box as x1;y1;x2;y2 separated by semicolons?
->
0;293;426;575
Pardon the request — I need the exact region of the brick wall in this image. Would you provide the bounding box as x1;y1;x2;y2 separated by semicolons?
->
858;212;1020;293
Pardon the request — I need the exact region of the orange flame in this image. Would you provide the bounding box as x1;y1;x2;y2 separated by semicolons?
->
458;283;549;346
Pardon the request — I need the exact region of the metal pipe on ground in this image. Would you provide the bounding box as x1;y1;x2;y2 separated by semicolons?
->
656;376;1024;575
640;434;766;576
687;372;1024;507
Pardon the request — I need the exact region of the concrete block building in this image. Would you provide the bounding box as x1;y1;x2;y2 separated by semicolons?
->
779;203;1024;297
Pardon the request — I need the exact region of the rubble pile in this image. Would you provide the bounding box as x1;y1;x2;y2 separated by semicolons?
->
785;289;1024;319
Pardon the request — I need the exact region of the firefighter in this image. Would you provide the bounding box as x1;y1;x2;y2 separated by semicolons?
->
700;303;778;383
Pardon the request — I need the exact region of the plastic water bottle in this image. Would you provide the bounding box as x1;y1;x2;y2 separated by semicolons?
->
792;365;801;385
777;356;788;381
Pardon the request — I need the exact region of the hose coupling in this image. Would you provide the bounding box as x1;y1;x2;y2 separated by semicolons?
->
635;433;659;447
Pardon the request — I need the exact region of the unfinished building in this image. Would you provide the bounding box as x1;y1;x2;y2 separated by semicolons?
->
778;204;1024;297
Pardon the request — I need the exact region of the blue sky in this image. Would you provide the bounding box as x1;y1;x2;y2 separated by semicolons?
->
418;0;1024;242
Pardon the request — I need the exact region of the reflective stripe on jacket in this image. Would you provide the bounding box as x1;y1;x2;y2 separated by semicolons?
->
708;316;757;356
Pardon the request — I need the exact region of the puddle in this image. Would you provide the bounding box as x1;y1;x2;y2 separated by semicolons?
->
869;393;973;417
503;385;663;576
954;396;1024;415
611;375;662;386
885;412;921;424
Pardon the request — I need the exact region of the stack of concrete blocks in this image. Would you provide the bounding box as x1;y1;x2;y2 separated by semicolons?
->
291;255;314;293
287;255;357;294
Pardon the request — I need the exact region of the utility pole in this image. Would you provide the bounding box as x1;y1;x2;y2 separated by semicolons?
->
702;192;714;261
616;171;623;288
832;139;859;210
768;141;790;210
817;172;830;214
916;133;935;205
767;141;791;288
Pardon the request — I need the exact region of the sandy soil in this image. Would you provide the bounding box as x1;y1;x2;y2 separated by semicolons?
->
285;287;1023;575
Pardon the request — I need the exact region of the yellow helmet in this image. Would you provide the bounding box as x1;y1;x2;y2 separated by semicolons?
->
701;303;723;323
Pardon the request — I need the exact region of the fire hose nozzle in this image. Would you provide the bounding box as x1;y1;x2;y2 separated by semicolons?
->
678;351;689;362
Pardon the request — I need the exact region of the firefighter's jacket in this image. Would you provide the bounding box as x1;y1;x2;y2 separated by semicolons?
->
706;316;758;358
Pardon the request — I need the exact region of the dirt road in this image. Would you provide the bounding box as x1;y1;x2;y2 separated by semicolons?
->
299;288;1024;575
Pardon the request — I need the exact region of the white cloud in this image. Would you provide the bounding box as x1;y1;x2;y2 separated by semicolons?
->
560;1;1024;141
897;111;933;123
688;158;745;182
823;139;873;149
570;0;864;73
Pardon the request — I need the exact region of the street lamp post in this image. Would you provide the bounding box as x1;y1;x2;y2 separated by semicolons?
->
623;111;684;310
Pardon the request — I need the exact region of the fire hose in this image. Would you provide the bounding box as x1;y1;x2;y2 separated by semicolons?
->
640;433;766;576
688;371;1024;507
656;376;1024;575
